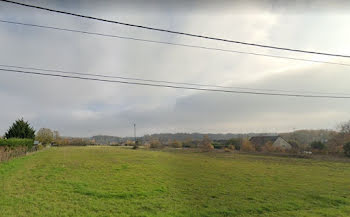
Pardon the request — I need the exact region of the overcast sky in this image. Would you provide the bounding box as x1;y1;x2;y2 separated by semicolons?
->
1;0;350;137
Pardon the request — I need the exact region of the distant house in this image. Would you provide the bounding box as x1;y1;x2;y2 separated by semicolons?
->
249;136;292;150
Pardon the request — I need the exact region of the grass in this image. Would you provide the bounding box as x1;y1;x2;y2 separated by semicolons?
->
0;146;350;217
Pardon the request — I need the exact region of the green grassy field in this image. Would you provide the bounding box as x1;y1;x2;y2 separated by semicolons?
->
0;147;350;217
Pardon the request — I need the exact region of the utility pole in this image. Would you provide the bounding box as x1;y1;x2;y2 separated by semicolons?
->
134;123;136;144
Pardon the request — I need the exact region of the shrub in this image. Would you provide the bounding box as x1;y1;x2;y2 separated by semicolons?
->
199;136;214;152
150;139;162;149
132;140;140;149
228;145;235;150
224;147;232;152
241;139;255;152
310;141;326;150
143;142;151;149
183;139;196;148
4;118;35;139
55;138;95;146
37;144;44;150
212;142;225;149
261;141;276;152
0;138;34;149
125;140;134;146
226;138;242;150
344;142;350;157
171;140;183;148
288;140;300;149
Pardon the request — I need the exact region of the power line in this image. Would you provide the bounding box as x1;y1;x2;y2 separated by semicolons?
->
1;63;350;96
1;0;349;58
2;20;350;68
1;68;350;99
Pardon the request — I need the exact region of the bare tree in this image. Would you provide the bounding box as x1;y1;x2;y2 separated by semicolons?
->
339;120;350;135
53;131;61;144
327;121;350;154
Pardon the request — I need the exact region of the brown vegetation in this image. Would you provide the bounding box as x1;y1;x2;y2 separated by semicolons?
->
199;136;214;152
150;139;162;149
55;138;96;146
171;139;183;148
0;146;28;162
261;141;285;153
241;139;255;152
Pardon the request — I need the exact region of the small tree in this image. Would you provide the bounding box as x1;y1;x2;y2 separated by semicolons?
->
4;118;35;139
36;128;54;145
344;142;350;157
310;141;326;150
199;135;214;152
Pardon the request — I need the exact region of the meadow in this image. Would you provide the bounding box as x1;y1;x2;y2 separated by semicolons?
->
0;146;350;217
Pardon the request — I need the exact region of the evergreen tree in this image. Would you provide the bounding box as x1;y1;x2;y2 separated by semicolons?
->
4;118;35;139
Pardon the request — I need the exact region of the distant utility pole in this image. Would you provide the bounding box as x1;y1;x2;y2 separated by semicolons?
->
134;123;136;144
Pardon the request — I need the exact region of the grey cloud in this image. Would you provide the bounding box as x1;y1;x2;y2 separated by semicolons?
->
1;1;350;137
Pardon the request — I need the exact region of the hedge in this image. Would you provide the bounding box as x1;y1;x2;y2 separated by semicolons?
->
212;142;228;149
0;138;34;149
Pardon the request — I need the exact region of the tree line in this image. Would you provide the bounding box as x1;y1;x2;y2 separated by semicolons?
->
2;118;350;157
1;118;95;147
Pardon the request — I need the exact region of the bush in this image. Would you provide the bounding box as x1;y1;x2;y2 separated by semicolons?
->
241;139;255;152
199;136;214;152
228;145;235;150
311;141;326;150
143;142;151;149
224;147;232;152
261;141;277;152
132;140;140;149
0;138;34;149
37;144;44;150
226;138;242;150
344;142;350;157
150;139;162;149
183;139;197;148
56;138;95;146
288;140;300;149
171;140;183;148
212;142;225;149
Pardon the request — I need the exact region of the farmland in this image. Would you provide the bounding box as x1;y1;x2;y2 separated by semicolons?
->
1;147;350;217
